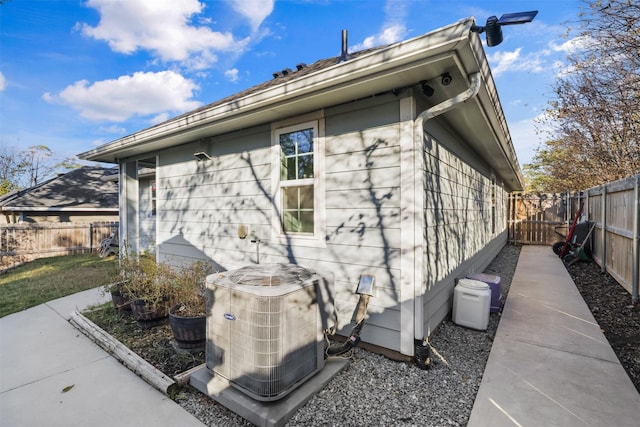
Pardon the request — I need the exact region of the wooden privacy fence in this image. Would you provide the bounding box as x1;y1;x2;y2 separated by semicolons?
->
508;174;640;303
507;193;570;246
0;222;118;269
584;174;639;303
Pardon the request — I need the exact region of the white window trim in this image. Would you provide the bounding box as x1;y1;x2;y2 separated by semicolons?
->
150;179;157;218
271;114;326;248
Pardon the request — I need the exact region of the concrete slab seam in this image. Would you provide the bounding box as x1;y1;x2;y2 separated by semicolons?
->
498;336;621;365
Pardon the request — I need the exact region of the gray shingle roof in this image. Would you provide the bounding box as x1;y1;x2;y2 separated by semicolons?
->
0;166;118;210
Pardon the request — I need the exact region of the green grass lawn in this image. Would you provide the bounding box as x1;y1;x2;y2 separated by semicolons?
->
0;254;118;318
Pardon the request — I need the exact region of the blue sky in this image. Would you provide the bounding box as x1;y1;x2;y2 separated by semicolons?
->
0;0;583;168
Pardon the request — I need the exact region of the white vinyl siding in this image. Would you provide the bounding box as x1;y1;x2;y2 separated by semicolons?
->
322;98;403;350
419;127;508;337
156;125;273;268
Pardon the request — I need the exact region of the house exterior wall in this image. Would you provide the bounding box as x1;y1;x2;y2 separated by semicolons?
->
156;123;274;272
419;119;508;338
153;92;508;355
323;95;404;351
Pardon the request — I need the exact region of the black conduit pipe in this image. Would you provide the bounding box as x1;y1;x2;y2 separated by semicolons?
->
326;294;370;356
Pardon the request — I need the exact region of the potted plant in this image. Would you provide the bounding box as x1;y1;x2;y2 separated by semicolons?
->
167;261;213;349
103;244;133;313
121;252;174;329
105;280;132;313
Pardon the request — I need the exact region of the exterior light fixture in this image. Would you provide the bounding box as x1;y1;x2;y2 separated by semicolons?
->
194;152;212;161
471;10;538;47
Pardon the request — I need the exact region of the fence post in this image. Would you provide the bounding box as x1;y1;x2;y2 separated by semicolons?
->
632;175;639;304
585;190;590;222
90;223;94;254
513;193;516;243
565;192;569;225
601;185;607;274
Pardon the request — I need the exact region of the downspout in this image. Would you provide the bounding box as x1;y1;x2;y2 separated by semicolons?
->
415;72;481;128
413;72;481;367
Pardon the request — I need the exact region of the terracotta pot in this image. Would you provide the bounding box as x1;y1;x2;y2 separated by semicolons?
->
169;304;206;349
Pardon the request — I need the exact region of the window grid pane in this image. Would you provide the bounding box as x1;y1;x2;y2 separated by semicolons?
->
282;185;314;233
280;129;314;181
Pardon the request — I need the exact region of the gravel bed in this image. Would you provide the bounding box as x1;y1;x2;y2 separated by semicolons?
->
567;260;640;393
175;244;521;426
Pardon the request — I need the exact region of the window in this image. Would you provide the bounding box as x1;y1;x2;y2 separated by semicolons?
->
272;117;325;245
491;177;496;234
151;180;157;217
280;127;315;233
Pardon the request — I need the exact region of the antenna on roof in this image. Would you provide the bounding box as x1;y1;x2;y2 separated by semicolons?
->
471;10;538;47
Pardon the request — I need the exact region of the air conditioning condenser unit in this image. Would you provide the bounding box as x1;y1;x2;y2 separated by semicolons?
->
205;263;332;401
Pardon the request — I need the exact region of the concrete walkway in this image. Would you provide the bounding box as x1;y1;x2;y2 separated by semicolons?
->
0;288;205;427
468;245;640;426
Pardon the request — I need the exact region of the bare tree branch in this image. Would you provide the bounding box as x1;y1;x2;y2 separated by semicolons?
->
528;0;640;192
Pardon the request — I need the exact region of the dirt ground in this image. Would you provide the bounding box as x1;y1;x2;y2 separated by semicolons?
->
565;259;640;393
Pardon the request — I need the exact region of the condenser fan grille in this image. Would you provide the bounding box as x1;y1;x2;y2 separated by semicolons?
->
226;263;313;286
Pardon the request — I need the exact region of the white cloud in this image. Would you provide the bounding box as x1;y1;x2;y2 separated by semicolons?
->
488;48;522;75
44;70;201;122
98;125;127;134
79;0;250;69
549;35;600;78
549;35;593;54
226;0;274;32
0;72;5;91
351;0;408;51
487;48;546;76
225;68;239;83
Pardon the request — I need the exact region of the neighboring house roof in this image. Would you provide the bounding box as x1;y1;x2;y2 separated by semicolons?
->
78;18;525;191
0;166;119;212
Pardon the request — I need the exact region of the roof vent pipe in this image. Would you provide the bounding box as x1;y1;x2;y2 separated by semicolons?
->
338;29;351;63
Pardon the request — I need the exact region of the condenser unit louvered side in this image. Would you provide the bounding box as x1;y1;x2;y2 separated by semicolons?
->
205;264;328;401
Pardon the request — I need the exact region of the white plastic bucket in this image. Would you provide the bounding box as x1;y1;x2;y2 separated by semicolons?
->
452;279;491;330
